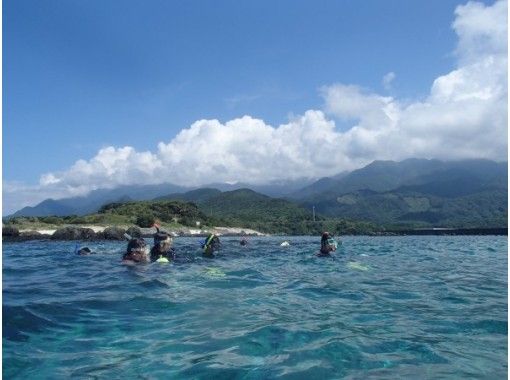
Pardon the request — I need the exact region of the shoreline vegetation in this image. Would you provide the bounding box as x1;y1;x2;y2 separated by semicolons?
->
2;226;507;243
2;222;507;243
3;196;507;242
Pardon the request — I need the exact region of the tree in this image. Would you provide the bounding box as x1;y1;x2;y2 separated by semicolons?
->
135;213;155;228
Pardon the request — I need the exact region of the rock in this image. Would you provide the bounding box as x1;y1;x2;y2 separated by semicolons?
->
3;226;19;237
51;227;96;241
126;226;142;238
3;230;50;242
20;231;43;238
101;226;126;240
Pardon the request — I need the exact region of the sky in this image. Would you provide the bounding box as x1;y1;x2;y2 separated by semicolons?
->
3;0;508;214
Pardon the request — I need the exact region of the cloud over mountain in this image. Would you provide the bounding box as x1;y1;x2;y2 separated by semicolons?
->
4;0;507;214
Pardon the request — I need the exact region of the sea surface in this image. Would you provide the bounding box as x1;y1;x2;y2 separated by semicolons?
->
3;236;508;379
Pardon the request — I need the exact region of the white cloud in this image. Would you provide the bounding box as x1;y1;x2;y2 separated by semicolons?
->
322;0;507;161
453;0;507;64
3;0;507;214
382;72;396;90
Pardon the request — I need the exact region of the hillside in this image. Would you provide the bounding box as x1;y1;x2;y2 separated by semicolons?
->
302;187;507;228
293;159;507;228
155;188;222;203
292;159;506;199
97;200;211;227
197;189;319;234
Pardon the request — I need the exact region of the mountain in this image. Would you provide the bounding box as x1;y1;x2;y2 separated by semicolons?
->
200;188;310;218
10;199;77;217
154;188;222;203
287;171;349;199
304;187;507;228
294;158;506;199
8;177;316;218
197;188;318;234
202;178;316;198
298;159;507;227
9;183;190;218
291;158;445;198
8;159;507;230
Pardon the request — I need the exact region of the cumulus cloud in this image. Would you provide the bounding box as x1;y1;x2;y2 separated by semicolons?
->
322;0;507;161
42;112;367;188
453;0;507;64
3;0;507;213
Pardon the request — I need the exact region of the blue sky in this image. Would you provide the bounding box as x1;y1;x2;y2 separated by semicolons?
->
3;0;507;213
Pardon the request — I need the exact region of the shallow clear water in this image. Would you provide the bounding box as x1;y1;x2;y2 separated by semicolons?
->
3;236;507;379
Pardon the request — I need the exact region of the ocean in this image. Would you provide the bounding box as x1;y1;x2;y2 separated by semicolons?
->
3;236;507;379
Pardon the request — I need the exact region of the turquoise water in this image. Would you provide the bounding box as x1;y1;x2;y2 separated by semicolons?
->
3;236;508;379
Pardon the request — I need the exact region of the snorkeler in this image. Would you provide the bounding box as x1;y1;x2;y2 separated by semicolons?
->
150;231;175;262
240;238;248;246
76;247;95;255
318;232;338;256
122;238;150;264
202;233;221;257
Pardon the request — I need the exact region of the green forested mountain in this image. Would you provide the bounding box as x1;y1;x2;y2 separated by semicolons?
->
293;159;506;199
197;189;316;234
7;159;507;231
133;187;373;234
97;200;211;227
303;188;507;228
295;159;507;228
154;188;222;203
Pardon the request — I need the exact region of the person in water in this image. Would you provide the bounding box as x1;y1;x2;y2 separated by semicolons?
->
318;231;337;256
122;237;150;263
150;231;175;262
202;233;221;257
240;238;248;246
76;247;95;255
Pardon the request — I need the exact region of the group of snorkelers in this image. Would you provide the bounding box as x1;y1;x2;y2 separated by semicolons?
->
78;222;339;262
122;224;181;264
121;223;226;264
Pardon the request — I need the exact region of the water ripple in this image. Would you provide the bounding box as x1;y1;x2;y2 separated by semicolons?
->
3;236;507;379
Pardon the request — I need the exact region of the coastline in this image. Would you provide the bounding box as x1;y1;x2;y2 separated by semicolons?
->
3;224;266;242
2;224;507;242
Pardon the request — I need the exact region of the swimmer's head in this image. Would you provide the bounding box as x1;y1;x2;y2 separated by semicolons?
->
77;247;92;255
126;238;149;257
153;232;173;254
321;232;331;244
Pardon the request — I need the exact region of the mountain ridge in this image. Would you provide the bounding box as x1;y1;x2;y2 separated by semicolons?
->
7;159;507;229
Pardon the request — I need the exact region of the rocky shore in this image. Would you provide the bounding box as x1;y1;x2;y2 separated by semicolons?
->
2;225;265;242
